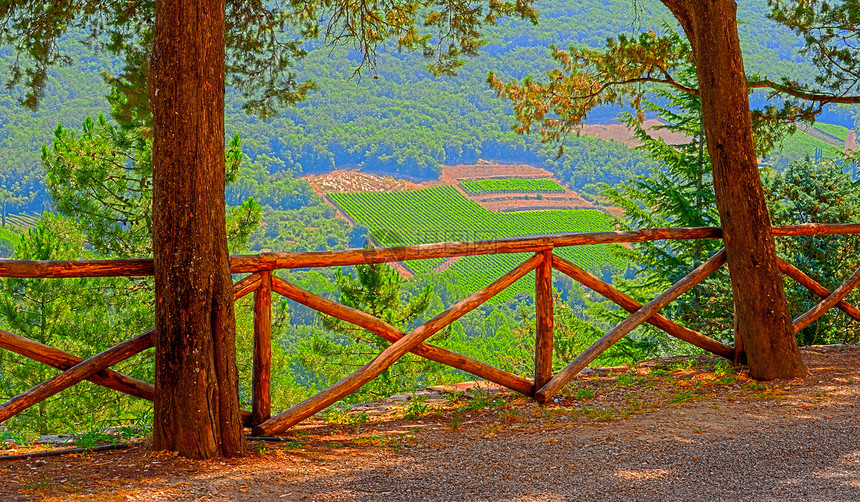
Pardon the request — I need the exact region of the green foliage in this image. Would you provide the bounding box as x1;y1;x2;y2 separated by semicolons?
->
0;215;154;436
489;29;696;149
43;115;153;257
226;198;263;254
322;262;432;342
402;396;429;420
459;178;565;195
767;0;860;104
0;1;821;204
295;262;435;401
766;157;860;345
43;115;257;256
490;11;857;158
574;388;595;400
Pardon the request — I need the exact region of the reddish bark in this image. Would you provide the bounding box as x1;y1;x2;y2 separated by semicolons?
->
662;0;805;379
149;0;245;458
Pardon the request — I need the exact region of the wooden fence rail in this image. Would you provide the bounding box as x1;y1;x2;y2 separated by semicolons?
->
0;223;859;434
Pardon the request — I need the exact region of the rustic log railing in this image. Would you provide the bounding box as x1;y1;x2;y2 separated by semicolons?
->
0;222;859;435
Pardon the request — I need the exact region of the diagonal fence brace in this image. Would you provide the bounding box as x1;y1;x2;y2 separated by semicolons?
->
0;329;154;401
777;259;860;323
253;253;544;435
792;263;860;333
535;248;727;403
551;254;734;359
0;330;155;423
271;276;534;396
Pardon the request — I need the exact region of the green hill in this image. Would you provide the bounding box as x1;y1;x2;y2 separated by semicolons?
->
0;0;830;214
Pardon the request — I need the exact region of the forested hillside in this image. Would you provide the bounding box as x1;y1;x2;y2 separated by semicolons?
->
0;0;855;214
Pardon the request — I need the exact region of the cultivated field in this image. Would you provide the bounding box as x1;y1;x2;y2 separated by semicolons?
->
328;186;623;301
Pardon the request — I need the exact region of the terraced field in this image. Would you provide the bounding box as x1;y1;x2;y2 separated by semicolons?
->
813;122;849;142
328;186;625;302
778;127;843;159
4;213;38;232
459;178;566;195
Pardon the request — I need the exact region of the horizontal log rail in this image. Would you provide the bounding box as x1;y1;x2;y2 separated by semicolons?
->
0;223;858;278
1;223;860;433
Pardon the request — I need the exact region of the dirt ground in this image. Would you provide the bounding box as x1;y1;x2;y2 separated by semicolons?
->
1;344;858;501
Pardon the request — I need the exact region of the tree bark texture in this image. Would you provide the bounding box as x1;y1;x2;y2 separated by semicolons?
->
661;0;805;379
149;0;244;458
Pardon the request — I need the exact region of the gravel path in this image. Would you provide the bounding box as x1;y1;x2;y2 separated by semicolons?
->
317;405;859;501
2;345;858;501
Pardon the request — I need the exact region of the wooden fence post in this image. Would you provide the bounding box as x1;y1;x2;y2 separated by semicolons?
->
534;249;554;391
252;271;272;424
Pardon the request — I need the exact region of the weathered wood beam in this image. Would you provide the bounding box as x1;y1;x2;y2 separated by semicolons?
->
777;259;860;322
551;254;734;359
0;223;858;278
535;249;727;403
233;273;262;300
271;276;534;396
792;264;860;333
0;329;154;401
772;223;860;237
0;259;154;278
253;253;543;435
252;271;272;424
0;330;155;423
534;250;554;389
0;328;254;425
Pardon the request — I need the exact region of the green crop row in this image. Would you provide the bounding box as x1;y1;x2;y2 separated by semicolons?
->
3;213;38;231
330;185;612;248
778;128;841;159
329;186;625;301
812;122;849;143
458;178;566;195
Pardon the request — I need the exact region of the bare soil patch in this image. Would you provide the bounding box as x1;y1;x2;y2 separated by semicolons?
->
580;119;687;147
311;162;602;217
846;130;857;153
476;194;595;212
440;162;554;183
2;345;858;501
304;171;423;194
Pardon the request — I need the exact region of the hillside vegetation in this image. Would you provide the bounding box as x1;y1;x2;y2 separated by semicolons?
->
0;0;848;215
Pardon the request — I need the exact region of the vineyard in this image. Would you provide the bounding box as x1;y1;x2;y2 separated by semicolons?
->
328;186;624;301
779;130;841;158
3;213;38;232
812;122;849;143
458;178;566;195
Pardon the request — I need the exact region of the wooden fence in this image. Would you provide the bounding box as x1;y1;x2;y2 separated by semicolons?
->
0;223;859;436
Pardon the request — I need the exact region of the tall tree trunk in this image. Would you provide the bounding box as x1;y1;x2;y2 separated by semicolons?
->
662;0;805;379
149;0;245;458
